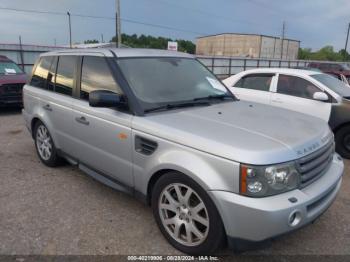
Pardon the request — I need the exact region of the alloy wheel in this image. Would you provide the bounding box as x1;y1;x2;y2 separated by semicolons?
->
36;125;52;161
158;183;209;247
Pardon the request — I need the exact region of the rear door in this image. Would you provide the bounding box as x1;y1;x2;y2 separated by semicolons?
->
271;74;332;121
70;56;133;187
231;73;275;105
29;55;77;153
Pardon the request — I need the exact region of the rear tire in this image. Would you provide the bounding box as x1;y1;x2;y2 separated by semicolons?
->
151;172;225;255
34;121;61;167
335;125;350;159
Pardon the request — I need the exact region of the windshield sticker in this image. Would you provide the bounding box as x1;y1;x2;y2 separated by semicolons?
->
5;68;16;74
206;77;226;92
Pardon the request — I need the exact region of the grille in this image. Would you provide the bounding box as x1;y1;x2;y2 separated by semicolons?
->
296;139;335;187
2;83;24;94
135;136;158;155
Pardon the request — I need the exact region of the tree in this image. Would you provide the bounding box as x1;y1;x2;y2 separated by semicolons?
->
110;33;196;54
298;46;349;61
84;39;99;44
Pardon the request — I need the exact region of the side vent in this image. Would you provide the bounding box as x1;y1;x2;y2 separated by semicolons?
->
135;136;158;155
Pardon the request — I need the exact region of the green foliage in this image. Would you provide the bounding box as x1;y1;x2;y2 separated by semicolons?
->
111;34;195;54
298;46;350;61
84;39;99;44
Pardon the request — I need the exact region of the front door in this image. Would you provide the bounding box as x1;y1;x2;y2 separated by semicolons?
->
71;56;134;187
271;74;332;121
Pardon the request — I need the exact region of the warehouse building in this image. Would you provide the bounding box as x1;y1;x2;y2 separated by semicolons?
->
196;33;300;60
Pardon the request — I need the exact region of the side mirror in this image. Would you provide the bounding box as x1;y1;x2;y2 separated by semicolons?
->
313;92;329;102
89;90;126;108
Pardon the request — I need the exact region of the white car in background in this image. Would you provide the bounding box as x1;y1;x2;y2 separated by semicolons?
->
223;68;350;158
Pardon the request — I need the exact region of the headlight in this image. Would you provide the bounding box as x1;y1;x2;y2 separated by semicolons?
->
240;162;300;197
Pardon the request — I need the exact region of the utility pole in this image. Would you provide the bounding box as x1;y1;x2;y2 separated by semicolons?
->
280;21;285;59
67;11;72;48
344;22;350;59
115;0;121;47
18;36;24;71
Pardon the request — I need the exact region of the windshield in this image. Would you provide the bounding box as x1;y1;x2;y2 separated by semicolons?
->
0;62;23;74
116;57;232;111
311;73;350;97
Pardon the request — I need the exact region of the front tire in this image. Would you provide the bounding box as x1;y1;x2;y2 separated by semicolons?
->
34;121;61;167
151;172;225;255
335;125;350;159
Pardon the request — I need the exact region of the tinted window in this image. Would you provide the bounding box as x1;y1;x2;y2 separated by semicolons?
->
80;56;122;100
312;73;350;97
55;56;76;96
235;74;273;92
30;57;54;89
277;74;320;99
47;56;57;91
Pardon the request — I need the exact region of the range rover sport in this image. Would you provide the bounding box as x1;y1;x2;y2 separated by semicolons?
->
22;49;344;255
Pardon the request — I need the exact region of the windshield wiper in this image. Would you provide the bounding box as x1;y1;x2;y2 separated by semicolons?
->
193;94;236;101
144;101;211;113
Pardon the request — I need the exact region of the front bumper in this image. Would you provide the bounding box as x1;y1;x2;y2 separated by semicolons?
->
209;153;344;245
0;94;23;106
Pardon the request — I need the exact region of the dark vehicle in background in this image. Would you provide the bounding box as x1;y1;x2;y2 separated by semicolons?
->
308;62;350;84
0;55;27;107
292;66;322;72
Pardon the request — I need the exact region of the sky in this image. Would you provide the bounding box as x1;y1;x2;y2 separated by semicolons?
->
0;0;349;51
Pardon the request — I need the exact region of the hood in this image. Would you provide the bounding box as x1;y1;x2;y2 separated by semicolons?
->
133;101;332;165
0;74;27;85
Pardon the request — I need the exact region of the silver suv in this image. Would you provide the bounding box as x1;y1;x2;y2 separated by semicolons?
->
23;48;344;254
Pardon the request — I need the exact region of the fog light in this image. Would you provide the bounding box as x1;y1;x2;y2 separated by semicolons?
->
247;181;263;193
288;210;302;227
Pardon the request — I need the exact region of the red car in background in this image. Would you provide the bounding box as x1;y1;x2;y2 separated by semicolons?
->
0;55;27;107
308;62;350;84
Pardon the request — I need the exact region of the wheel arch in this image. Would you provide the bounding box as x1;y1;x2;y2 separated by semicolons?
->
146;168;176;205
31;117;41;138
30;116;60;149
333;121;350;134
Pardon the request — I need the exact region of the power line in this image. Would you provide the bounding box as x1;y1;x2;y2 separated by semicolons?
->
0;6;205;36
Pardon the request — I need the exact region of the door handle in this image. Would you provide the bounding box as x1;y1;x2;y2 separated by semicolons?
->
43;104;52;111
75;116;90;125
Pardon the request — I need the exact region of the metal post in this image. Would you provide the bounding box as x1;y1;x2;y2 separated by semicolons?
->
116;0;121;47
18;36;24;71
281;21;286;60
228;58;232;76
345;23;350;58
280;21;285;59
67;12;72;48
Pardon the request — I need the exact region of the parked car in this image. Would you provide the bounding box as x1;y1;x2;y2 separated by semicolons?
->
308;62;350;83
0;55;27;107
23;49;343;255
223;68;350;158
291;66;322;72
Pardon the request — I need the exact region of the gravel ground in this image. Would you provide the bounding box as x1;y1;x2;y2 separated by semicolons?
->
0;108;349;256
